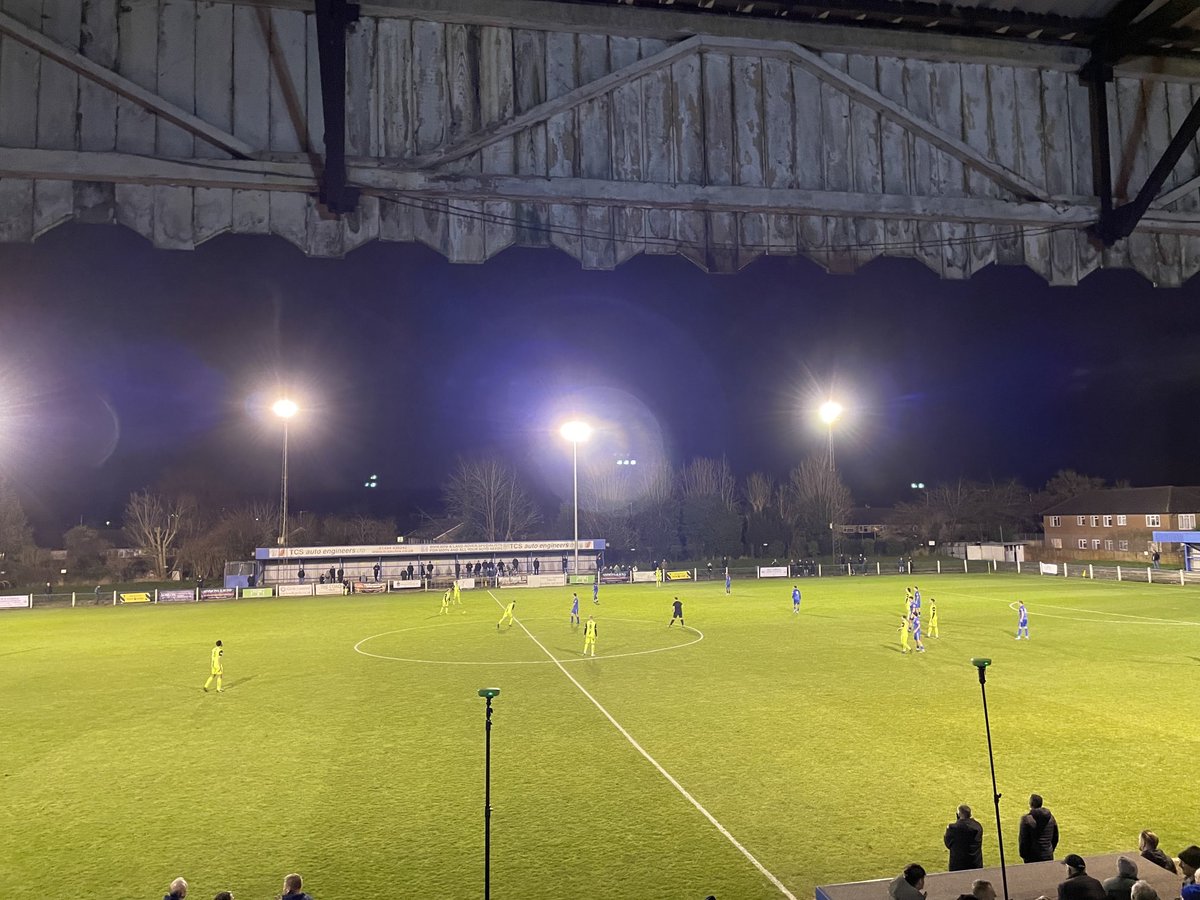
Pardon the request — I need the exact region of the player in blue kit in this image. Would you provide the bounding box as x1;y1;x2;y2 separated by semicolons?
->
725;570;732;594
593;580;599;604
570;592;580;625
1016;601;1029;639
911;611;925;652
792;585;801;613
911;586;921;614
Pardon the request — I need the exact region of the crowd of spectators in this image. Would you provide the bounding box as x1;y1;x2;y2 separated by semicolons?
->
892;793;1198;900
161;872;314;900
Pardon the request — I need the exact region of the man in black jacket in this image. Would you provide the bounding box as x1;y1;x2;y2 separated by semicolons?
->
280;873;314;900
1055;854;1106;900
1019;793;1060;863
945;804;985;870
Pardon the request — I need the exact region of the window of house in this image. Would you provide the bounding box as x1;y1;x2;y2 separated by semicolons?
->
1104;540;1113;551
1077;539;1087;549
1146;514;1161;527
1089;515;1098;527
1119;540;1129;551
1092;539;1101;549
1117;515;1127;526
1051;538;1062;549
1179;513;1196;530
1077;516;1086;526
1049;516;1061;528
1103;515;1113;527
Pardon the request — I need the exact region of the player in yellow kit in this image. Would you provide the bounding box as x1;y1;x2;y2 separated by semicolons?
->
452;581;462;605
497;599;516;629
203;640;224;692
928;598;939;638
583;615;598;656
898;614;910;654
439;588;451;615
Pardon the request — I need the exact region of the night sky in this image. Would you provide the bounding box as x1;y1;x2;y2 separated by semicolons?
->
1;223;1198;540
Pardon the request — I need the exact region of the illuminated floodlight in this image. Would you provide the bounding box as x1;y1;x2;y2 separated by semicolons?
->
272;398;299;419
560;420;592;443
818;400;843;425
910;482;925;489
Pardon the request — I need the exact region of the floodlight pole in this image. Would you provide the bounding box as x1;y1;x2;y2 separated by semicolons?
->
571;437;580;576
975;663;1010;900
279;418;290;547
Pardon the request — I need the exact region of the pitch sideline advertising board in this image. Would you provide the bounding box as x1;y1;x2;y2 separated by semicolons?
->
497;575;527;588
666;570;692;581
315;583;346;595
1039;562;1059;575
0;594;31;608
632;571;657;583
389;579;422;590
241;587;274;598
600;572;629;584
277;584;314;597
200;588;236;601
120;592;152;603
758;566;789;578
454;577;476;590
354;582;387;593
158;589;197;602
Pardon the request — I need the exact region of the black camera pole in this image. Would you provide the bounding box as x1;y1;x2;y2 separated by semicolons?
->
479;688;500;900
972;659;1010;900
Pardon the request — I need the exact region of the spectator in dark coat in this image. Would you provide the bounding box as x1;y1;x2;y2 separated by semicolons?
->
1056;854;1106;900
163;878;188;900
1138;831;1177;874
888;864;927;900
955;881;997;900
280;873;314;900
945;804;985;871
1019;793;1060;863
1103;857;1139;900
1180;846;1200;900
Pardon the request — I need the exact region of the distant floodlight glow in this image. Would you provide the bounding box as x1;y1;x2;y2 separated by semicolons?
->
818;400;843;425
560;420;592;443
272;398;299;419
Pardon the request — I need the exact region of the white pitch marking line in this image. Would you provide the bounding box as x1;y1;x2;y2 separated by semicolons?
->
487;591;797;900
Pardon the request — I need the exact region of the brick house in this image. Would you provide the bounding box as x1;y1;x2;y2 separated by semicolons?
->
1041;486;1200;562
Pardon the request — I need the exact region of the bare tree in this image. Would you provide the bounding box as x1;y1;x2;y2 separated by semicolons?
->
786;456;853;554
443;457;540;541
744;471;774;515
679;456;737;510
124;490;188;577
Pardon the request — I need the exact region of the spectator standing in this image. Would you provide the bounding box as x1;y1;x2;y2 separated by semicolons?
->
1152;551;1161;569
888;864;927;900
1138;831;1176;874
1103;857;1139;900
533;558;540;575
945;804;984;871
1019;793;1059;863
280;873;313;900
164;877;188;900
1055;854;1106;900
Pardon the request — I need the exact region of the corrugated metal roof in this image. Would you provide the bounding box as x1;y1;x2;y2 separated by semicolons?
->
1042;487;1200;516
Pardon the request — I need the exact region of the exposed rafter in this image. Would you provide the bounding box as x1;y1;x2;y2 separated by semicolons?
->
314;0;361;213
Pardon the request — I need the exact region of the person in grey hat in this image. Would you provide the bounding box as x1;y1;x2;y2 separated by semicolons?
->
1102;856;1139;900
1056;854;1106;900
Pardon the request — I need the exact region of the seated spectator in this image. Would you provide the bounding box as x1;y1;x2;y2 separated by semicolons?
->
956;880;997;900
281;873;314;900
1103;856;1139;900
164;878;188;900
1179;846;1200;900
888;864;927;900
1139;831;1177;874
1130;881;1160;900
1056;854;1106;900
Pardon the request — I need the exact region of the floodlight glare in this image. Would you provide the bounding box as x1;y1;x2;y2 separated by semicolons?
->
272;398;299;419
818;400;843;425
559;420;592;443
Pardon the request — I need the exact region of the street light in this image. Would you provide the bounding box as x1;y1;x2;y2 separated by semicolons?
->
272;398;299;546
559;420;592;575
818;399;843;470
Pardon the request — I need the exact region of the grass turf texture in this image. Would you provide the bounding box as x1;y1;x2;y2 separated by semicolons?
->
1;575;1197;899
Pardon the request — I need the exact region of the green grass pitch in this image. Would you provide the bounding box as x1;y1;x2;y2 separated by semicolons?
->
2;574;1197;899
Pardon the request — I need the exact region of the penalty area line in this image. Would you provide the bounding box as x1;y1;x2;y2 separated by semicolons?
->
487;591;797;900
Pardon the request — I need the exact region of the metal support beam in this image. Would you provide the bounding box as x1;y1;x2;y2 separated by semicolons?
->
315;0;361;214
1091;94;1200;245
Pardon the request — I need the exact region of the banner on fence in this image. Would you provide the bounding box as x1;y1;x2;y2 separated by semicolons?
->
567;575;594;585
454;577;476;590
498;575;527;588
200;588;236;600
1038;562;1059;575
600;572;629;584
632;571;657;583
757;566;789;578
666;570;692;581
522;573;563;588
315;583;346;596
241;587;274;598
354;582;387;593
390;579;422;590
120;592;151;603
276;584;314;597
0;594;30;608
157;589;197;603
